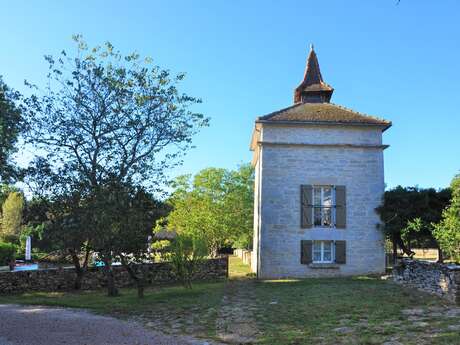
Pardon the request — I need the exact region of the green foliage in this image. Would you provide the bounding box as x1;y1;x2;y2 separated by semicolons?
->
167;164;254;255
24;35;208;191
0;191;24;243
0;184;19;206
88;181;169;297
223;164;254;249
0;241;17;266
433;175;460;262
0;76;23;182
167;233;208;289
376;186;451;254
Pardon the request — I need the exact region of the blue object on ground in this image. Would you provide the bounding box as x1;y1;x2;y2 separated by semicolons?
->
13;264;39;271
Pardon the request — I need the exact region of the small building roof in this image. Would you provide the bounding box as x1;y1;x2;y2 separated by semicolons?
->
256;102;391;130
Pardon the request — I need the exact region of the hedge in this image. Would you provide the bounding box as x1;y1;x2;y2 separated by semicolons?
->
0;242;17;266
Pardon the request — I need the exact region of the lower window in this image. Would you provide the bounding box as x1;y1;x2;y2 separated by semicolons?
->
312;240;334;263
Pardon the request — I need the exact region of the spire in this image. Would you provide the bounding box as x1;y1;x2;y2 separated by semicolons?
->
294;45;334;104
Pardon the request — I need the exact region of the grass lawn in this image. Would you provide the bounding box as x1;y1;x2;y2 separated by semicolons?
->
1;256;459;344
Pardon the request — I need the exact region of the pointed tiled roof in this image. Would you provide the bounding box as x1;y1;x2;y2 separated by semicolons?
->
254;46;391;131
294;45;334;103
256;102;391;130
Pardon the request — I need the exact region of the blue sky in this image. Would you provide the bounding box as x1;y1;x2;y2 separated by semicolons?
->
1;0;459;190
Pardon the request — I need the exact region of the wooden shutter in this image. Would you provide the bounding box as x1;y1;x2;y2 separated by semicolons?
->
301;185;313;228
335;241;346;264
300;240;312;264
335;185;346;229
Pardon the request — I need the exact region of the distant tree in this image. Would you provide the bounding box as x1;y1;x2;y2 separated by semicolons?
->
376;186;451;262
433;174;460;263
167;164;254;255
223;164;254;249
169;168;228;256
0;76;22;182
0;191;24;243
24;35;208;296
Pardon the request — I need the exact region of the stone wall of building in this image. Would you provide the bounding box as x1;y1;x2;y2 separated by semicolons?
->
255;124;386;278
393;259;460;304
262;124;383;146
0;258;228;294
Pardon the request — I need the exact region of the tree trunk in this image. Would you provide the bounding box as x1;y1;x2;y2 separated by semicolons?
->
392;235;398;265
119;255;145;299
103;258;118;297
69;244;91;290
74;270;84;290
69;249;84;290
137;282;145;298
395;233;415;257
437;247;444;263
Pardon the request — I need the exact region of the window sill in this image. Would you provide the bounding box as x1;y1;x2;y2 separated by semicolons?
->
309;263;340;269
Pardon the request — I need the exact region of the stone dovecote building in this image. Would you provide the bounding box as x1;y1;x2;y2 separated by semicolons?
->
250;46;391;278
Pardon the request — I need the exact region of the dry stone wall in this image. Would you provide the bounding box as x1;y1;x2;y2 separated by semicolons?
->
0;257;228;294
393;259;460;304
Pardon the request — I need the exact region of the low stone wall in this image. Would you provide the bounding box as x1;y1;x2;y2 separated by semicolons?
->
393;259;460;304
234;249;252;266
0;258;228;294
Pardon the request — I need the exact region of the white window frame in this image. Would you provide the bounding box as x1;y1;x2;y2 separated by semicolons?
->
313;185;336;228
312;240;335;263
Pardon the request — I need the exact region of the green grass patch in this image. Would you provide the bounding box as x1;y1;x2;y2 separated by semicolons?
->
0;281;224;314
252;276;455;345
228;254;252;278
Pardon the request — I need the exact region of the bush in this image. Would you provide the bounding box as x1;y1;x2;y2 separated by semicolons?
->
168;234;208;288
433;174;460;263
0;242;17;266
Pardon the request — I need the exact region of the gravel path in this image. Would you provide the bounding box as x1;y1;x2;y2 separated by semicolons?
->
0;304;215;345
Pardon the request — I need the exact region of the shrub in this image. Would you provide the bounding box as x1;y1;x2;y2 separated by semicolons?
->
433;175;460;263
0;242;17;266
168;234;208;288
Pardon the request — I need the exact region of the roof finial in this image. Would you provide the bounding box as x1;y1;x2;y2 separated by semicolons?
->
294;45;334;104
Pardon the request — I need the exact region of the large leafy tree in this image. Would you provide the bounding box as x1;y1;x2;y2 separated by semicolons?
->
0;76;22;182
24;35;208;296
434;174;460;262
167;164;254;256
376;186;451;261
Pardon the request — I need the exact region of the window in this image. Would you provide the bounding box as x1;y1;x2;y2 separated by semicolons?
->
312;240;334;263
313;186;335;227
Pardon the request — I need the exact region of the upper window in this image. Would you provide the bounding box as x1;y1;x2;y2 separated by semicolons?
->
313;186;335;227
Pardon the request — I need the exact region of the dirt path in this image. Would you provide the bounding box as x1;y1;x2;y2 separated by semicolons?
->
215;279;260;344
0;304;216;345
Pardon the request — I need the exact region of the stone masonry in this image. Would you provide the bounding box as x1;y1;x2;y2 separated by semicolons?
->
393;259;460;304
0;258;228;294
253;125;386;278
